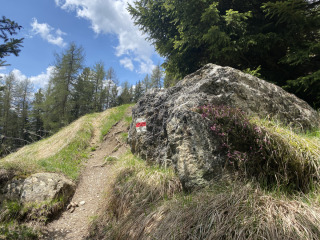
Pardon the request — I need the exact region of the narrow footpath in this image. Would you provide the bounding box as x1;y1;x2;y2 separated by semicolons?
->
41;110;130;240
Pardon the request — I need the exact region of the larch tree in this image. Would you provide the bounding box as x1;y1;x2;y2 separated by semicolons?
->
30;88;45;140
92;62;106;112
105;67;118;109
150;64;163;89
45;43;84;130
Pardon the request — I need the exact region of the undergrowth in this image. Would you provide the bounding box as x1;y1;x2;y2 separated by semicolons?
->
0;198;63;240
196;105;320;192
87;151;320;240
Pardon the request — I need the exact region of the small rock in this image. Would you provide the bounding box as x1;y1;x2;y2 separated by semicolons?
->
79;201;86;206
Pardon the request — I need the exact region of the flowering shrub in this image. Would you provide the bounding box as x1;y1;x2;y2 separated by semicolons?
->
196;105;320;192
197;105;268;168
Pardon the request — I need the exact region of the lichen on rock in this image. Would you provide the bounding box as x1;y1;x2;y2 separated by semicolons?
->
2;173;75;203
128;64;320;190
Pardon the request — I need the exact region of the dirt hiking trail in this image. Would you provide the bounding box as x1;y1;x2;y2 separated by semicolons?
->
41;109;131;240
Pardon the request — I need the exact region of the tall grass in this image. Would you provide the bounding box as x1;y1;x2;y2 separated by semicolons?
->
196;105;320;192
87;152;320;240
100;104;133;139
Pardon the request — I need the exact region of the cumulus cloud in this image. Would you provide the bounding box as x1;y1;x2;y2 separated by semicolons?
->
120;57;134;71
55;0;157;74
31;18;67;47
0;66;55;90
29;66;56;89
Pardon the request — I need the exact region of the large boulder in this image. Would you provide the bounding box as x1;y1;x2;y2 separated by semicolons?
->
2;172;75;203
128;64;319;190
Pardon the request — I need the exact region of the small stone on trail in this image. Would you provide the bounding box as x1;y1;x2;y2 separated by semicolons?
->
79;201;86;206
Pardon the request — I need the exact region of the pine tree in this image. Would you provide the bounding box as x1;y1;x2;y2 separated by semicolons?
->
30;88;45;140
118;81;132;105
129;0;320;108
142;74;151;92
105;67;118;109
1;72;16;137
44;43;84;131
92;62;106;112
72;67;95;118
0;16;24;67
150;64;163;89
109;84;119;108
134;80;144;102
15;78;33;142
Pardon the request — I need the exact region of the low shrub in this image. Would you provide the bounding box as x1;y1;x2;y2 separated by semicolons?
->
196;105;320;192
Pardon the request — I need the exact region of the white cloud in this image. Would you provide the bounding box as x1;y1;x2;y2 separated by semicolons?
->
29;66;56;89
11;69;28;82
134;58;156;75
31;18;67;47
0;66;55;90
120;57;134;71
55;0;157;74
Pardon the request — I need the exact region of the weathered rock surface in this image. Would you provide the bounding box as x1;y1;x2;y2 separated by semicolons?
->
128;64;319;189
0;169;14;188
1;172;75;203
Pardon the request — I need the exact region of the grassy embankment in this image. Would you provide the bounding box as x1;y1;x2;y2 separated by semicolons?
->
88;107;320;240
0;104;132;239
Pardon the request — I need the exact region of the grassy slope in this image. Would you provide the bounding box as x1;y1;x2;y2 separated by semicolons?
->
0;104;133;180
0;105;132;239
1;103;319;239
87;115;320;240
0;113;95;180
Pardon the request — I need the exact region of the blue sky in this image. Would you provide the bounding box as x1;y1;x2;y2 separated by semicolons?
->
1;0;163;89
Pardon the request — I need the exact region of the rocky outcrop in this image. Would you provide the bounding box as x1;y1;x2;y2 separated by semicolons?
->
128;64;319;189
1;172;75;203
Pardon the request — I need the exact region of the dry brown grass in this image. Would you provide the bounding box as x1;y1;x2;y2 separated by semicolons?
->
88;153;320;240
0;110;107;177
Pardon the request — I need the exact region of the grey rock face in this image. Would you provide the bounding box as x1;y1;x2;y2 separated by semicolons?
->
0;169;14;188
2;173;75;203
128;64;319;189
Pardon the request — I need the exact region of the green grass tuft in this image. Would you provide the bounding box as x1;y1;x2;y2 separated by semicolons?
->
87;151;320;240
100;104;133;139
38;123;92;180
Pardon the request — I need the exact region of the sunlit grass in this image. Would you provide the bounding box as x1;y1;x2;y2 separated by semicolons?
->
100;104;133;140
88;151;320;240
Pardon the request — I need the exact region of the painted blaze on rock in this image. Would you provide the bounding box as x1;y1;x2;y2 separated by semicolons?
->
136;118;147;133
128;64;320;190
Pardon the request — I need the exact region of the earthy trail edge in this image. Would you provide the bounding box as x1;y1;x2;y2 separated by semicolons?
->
41;109;131;240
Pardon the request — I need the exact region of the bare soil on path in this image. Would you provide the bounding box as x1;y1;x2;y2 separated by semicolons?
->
41;110;130;240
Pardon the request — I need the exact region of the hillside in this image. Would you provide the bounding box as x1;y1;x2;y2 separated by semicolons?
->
0;97;319;239
0;104;132;239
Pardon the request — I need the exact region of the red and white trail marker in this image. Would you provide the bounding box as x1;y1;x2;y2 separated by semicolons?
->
136;118;147;133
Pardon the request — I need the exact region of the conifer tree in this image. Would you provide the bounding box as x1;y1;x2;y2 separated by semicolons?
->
30;88;45;140
109;84;119;108
44;43;84;131
142;74;151;92
92;62;106;112
105;67;118;109
150;64;163;89
134;80;144;102
15;78;32;141
129;0;320;108
72;67;94;118
118;81;132;105
0;16;23;67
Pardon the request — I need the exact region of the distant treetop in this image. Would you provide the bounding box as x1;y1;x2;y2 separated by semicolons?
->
0;16;24;66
